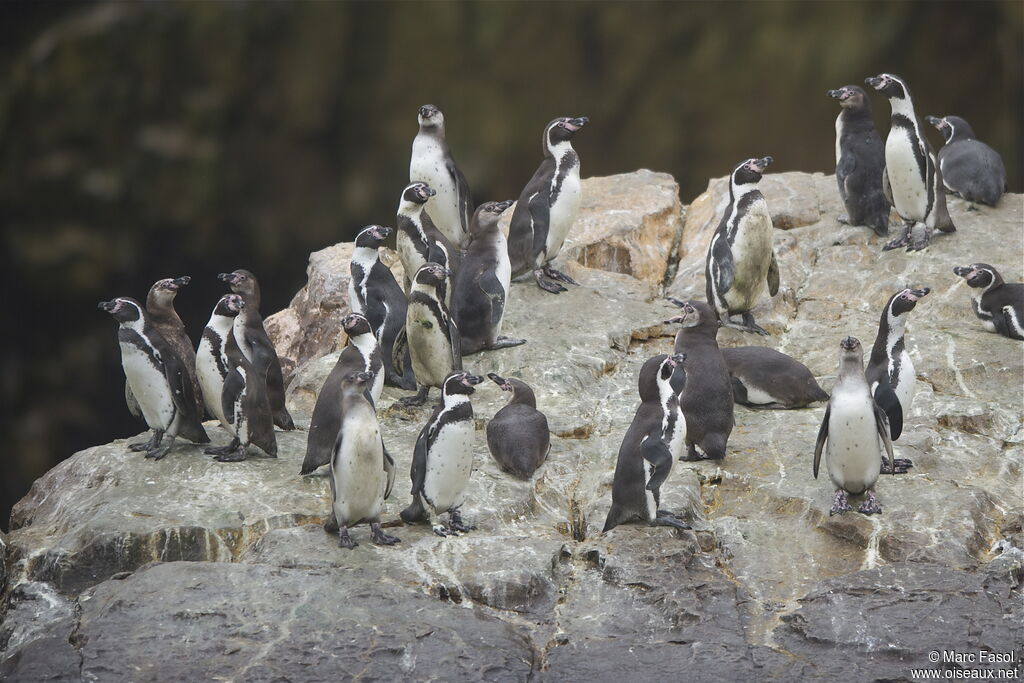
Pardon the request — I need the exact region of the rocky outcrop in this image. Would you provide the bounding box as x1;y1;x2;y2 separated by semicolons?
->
2;171;1021;680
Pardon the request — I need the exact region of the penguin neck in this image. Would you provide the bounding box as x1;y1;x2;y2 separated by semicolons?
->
441;391;470;410
510;385;536;408
415;126;449;152
146;293;183;330
729;181;761;207
206;313;235;338
411;281;443;302
352;245;381;269
546;139;575;163
348;331;377;362
839;106;874;128
120;315;148;336
399;204;429;240
887;95;918;122
871;309;906;367
837;356;868;386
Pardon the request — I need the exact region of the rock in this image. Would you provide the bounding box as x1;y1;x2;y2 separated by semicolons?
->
3;171;1022;679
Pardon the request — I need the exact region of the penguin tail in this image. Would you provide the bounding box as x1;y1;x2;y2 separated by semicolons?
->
274;409;296;431
602;504;626;533
400;496;428;524
180;419;210;444
701;434;728;461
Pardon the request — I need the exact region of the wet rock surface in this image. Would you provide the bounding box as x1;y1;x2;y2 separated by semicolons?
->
3;171;1022;680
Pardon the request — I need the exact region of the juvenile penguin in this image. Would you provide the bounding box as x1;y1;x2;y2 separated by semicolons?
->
927;115;1006;207
326;371;400;549
452;200;526;354
401;263;462;407
215;324;278;462
485;373;550;480
603;354;691;533
507;116;589;293
827;85;890;236
705;156;781;335
814;337;895;516
865;73;955;251
219;269;295;430
953;264;1024;340
395;182;460;298
99;297;209;459
349;224;416;389
301;313;384;475
195;294;245;455
400;371;484;535
721;346;828;409
410;104;474;248
866;288;929;474
665;299;734;461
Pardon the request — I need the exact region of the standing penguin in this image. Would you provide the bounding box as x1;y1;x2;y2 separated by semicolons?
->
452;200;526;354
603;354;691;533
195;294;245;455
664;299;734;461
402;263;462;407
814;336;895;516
485;373;550;480
395;182;460;299
721;347;829;409
301;313;384;475
705;156;780;335
866;287;929;474
953;264;1024;340
865;73;955;251
827;85;890;236
410;104;474;249
99;297;209;459
926;115;1006;207
349;224;416;389
400;371;484;536
215;321;278;462
508;116;589;294
219;270;295;430
326;371;400;549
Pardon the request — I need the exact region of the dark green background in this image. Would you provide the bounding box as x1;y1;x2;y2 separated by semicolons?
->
2;1;1021;528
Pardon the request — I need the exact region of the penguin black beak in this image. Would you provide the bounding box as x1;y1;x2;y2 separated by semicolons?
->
908;287;931;300
98;300;118;313
375;226;393;239
840;336;859;351
565;117;589;131
671;353;687;365
752;156;774;172
494;200;514;213
462;373;484;388
419;105;435;119
487;372;507;385
865;76;883;89
664;316;685;325
217;272;234;283
926;115;947;131
173;276;191;288
953;266;971;278
665;296;686;309
827;89;841;99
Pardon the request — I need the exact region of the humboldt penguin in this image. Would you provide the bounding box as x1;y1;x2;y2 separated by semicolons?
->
485;373;550;480
401;263;462;407
508;116;589;293
927;115;1006;207
721;347;828;409
704;156;780;335
827;85;890;235
394;182;460;300
953;264;1024;340
195;293;244;455
215;320;278;462
410;104;474;248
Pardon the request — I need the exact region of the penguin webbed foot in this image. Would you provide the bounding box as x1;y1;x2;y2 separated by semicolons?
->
542;266;578;286
906;226;933;252
836;214;850;225
882;223;913;251
130;430;163;452
880;456;913;475
490;336;527;350
829;489;853;516
723;313;769;336
652;510;691;531
338;527;358;549
204;437;241;456
447;509;475;534
370;521;401;546
534;269;567;294
399;386;430;407
213;446;248;463
857;491;883;515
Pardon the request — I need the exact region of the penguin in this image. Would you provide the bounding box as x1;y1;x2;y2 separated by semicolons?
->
827;85;890;236
99;297;209;459
325;370;400;549
603;353;691;533
215;319;278;462
865;288;929;475
401;262;462;407
410;104;474;249
953;264;1024;340
348;224;417;389
301;313;383;475
218;269;295;430
195;293;245;455
452;200;527;354
485;373;550;480
704;156;780;335
814;336;895;516
400;371;484;536
721;347;829;409
664;299;734;461
394;182;460;300
865;73;955;251
926;115;1006;207
507;116;589;294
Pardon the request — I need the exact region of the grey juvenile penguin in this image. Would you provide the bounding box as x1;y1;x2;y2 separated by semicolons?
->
953;264;1024;340
814;336;895;516
485;373;550;480
410;104;474;248
402;262;462;407
721;347;828;410
827;85;890;236
927;115;1006;207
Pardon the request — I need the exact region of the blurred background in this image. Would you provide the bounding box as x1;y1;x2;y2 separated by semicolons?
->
1;1;1021;529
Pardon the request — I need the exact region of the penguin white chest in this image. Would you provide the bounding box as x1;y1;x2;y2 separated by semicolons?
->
423;420;475;512
642;458;657;522
407;301;455;386
195;337;231;430
232;319;253;364
892;350;915;414
885;131;928;220
725;203;774;310
545;166;581;261
396;231;427;286
826;389;882;495
411;138;463;245
120;342;175;431
331;413;386;524
493;231;512;333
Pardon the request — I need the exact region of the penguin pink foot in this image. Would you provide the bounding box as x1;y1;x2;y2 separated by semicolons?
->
338;527;358;549
858;490;883;515
370;522;401;546
830;489;853;516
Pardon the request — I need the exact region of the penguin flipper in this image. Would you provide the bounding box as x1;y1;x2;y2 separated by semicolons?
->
382;441;396;500
478;270;506;326
447;158;474;235
836;150;856;194
222;367;244;426
641;436;673;493
528;189;551;263
125;381;142;419
881;166;893;207
409;424;429;496
872;382;903;440
165;351;210;443
447;317;463;369
813;404;831;479
872;401;896;474
710;233;735;298
767;251;780;297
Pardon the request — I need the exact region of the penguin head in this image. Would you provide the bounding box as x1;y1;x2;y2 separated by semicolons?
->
544;116;589;151
444;371;484;396
953;264;998;289
927;115;974;143
402;182;436;207
486;373;537;407
355;224;392;248
219;270;259;299
418;104;444;130
98;297;144;324
865;73;908;101
840;336;861;353
340;371;374;394
342;312;373;337
731;157;772;187
827;85;871;113
470;201;514;237
664;298;715;329
213;294;244;318
889;287;930;317
413;262;450;289
149;276;190;306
